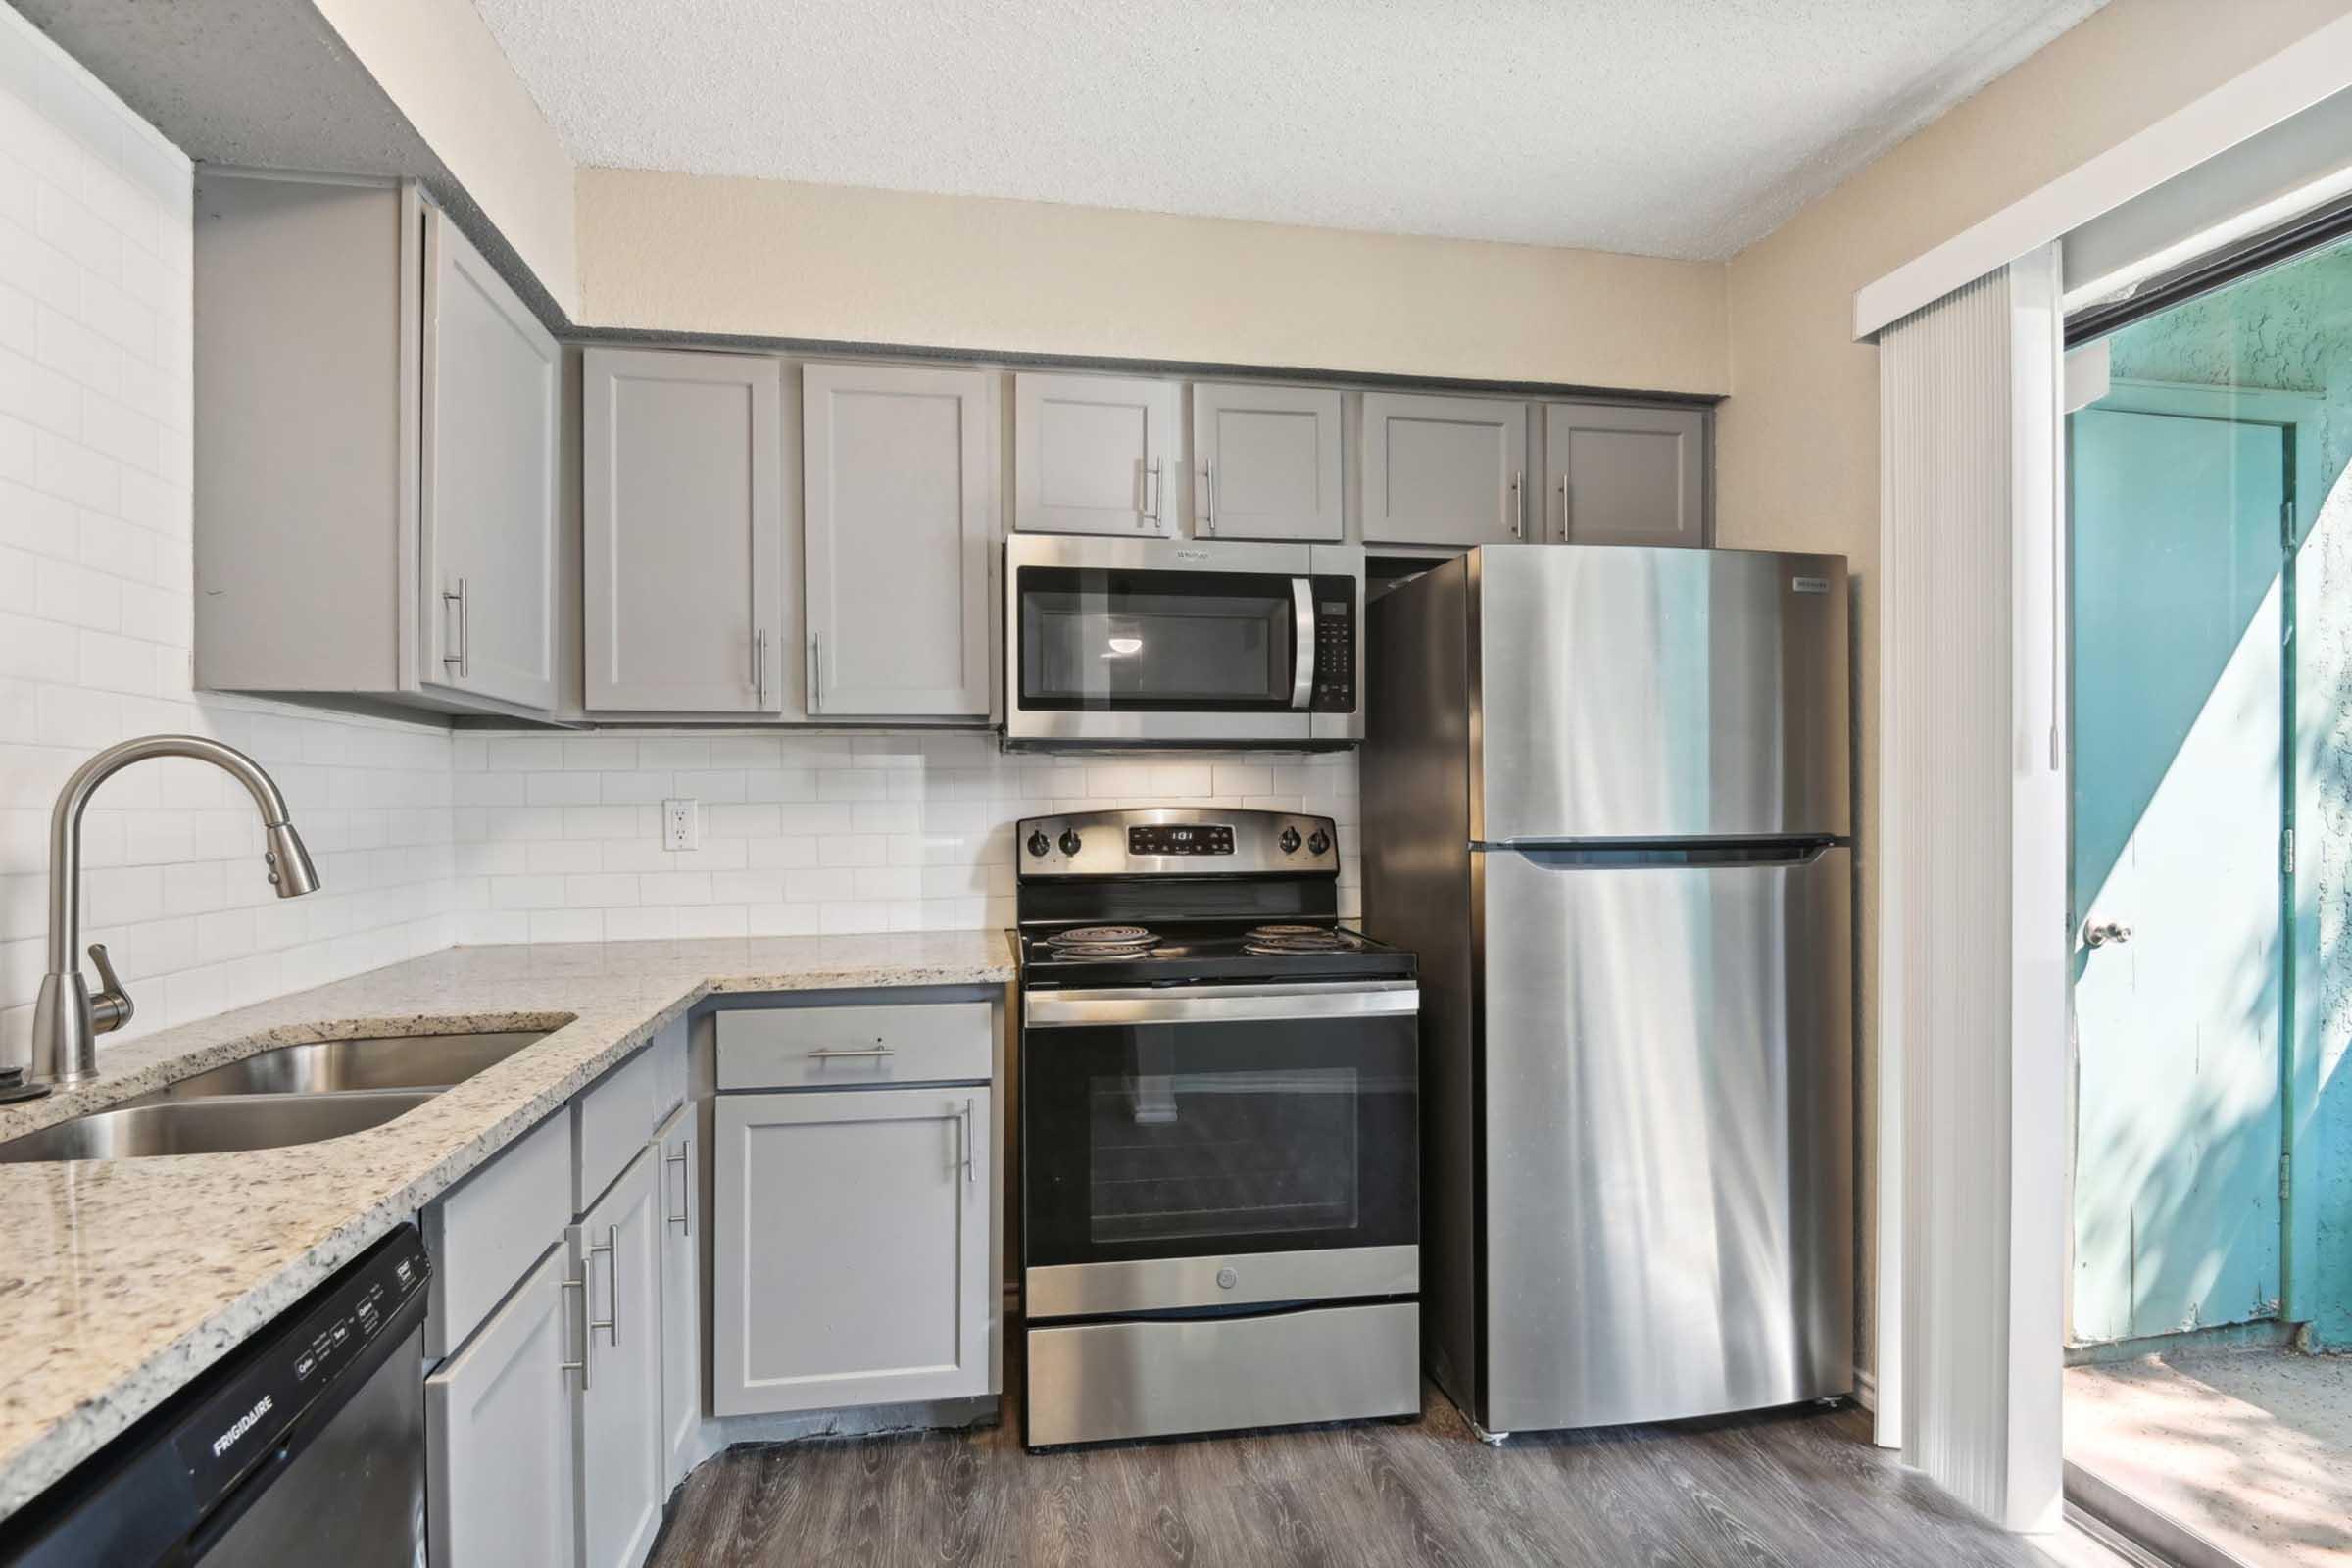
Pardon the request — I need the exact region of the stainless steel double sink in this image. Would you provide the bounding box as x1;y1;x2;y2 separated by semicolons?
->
0;1030;554;1164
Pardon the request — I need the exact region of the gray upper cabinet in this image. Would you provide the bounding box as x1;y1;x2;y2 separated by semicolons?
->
1192;383;1344;543
424;1244;578;1568
712;1087;994;1416
421;209;559;710
572;1144;667;1568
1360;392;1530;548
193;172;557;718
1013;372;1180;536
1544;402;1709;548
583;348;785;713
804;363;995;717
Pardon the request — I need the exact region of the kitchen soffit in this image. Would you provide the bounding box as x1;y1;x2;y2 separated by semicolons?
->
470;0;2107;263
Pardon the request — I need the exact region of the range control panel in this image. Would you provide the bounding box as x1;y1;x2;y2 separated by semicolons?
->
1018;808;1339;878
1128;822;1233;858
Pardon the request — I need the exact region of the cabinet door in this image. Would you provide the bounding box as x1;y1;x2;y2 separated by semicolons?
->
584;348;784;712
424;1242;578;1568
654;1102;702;1491
572;1145;667;1568
804;364;994;716
1014;372;1180;537
712;1088;992;1415
1192;383;1343;542
1544;402;1708;548
1360;392;1529;547
420;206;559;710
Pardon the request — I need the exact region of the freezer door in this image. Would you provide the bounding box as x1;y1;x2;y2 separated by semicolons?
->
1475;845;1853;1432
1471;545;1849;841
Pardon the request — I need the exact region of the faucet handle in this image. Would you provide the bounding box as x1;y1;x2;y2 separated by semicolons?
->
85;943;133;1034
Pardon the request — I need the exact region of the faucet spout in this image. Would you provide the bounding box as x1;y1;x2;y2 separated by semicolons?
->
29;735;321;1085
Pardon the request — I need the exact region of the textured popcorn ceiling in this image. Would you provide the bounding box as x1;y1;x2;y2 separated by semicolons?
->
470;0;2105;261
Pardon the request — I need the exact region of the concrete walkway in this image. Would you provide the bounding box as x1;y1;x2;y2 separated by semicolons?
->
2065;1350;2352;1567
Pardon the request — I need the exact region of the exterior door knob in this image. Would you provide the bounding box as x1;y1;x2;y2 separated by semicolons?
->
2083;920;2133;949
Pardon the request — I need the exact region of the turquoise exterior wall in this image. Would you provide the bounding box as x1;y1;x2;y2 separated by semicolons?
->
2107;243;2352;1346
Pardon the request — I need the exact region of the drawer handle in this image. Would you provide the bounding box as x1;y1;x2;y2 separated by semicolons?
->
666;1137;691;1234
807;1045;894;1061
589;1224;618;1348
959;1098;974;1187
560;1275;591;1390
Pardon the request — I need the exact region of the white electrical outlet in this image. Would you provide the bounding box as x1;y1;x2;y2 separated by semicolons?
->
662;798;700;852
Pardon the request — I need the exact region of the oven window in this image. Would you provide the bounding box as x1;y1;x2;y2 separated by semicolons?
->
1017;566;1298;710
1022;1012;1417;1268
1089;1065;1358;1245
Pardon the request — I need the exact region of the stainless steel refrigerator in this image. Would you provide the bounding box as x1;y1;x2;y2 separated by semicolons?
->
1362;544;1852;1438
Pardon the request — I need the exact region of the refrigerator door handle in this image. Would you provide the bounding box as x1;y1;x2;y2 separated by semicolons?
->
1477;837;1838;867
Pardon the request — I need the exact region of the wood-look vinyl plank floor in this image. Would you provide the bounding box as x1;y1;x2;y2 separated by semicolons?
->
648;1386;2055;1568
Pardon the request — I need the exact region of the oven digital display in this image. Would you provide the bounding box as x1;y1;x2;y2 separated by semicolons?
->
1129;824;1234;857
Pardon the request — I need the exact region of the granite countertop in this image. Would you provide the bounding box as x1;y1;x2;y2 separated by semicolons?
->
0;931;1015;1521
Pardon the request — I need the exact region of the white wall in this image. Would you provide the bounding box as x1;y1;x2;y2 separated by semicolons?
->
1715;0;2352;1391
309;0;579;316
451;731;1358;943
574;168;1730;393
0;5;460;1060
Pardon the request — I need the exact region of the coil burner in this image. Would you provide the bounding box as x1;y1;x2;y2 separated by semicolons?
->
1241;924;1363;956
1045;924;1162;958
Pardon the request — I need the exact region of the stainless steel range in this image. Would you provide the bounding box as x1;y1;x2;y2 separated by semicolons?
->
1014;807;1420;1448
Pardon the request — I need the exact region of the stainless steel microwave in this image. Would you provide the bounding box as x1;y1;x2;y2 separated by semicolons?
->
1003;535;1364;748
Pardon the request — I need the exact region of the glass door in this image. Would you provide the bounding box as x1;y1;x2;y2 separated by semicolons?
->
1021;1004;1416;1270
1015;566;1301;710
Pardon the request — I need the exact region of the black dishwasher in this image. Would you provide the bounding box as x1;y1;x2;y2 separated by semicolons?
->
1;1224;431;1567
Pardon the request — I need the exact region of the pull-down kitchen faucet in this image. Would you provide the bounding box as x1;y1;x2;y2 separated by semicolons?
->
29;735;320;1085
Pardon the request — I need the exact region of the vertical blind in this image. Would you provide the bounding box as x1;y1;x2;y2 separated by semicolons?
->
1877;245;2068;1533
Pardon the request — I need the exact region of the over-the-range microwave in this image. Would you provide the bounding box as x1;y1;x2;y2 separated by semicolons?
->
1002;535;1363;749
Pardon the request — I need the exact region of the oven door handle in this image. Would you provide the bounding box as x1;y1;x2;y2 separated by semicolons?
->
1290;577;1316;710
1024;980;1417;1027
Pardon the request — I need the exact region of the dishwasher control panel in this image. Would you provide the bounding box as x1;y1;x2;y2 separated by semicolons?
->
176;1225;431;1499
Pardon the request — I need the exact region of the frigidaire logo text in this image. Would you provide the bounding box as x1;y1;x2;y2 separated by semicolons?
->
211;1395;273;1458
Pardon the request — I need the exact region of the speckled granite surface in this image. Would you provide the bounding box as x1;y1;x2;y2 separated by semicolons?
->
0;932;1014;1521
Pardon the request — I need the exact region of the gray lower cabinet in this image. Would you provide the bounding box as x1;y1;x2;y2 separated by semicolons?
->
573;1144;668;1568
1191;382;1344;542
803;363;996;716
655;1102;702;1488
193;171;558;718
1543;401;1709;547
1013;371;1181;537
712;1087;994;1415
1360;391;1530;548
424;1244;579;1568
424;1032;693;1568
583;348;785;712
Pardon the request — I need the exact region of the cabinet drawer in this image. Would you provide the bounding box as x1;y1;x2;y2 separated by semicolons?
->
422;1110;572;1361
573;1043;661;1213
716;1002;991;1090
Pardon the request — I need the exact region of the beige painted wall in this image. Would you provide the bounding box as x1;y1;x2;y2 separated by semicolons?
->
311;0;578;314
1716;0;2352;1382
574;169;1729;393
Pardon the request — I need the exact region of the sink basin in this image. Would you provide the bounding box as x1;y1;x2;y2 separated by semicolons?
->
128;1030;552;1103
0;1090;438;1163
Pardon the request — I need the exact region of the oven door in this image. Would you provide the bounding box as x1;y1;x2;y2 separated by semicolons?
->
1021;981;1418;1318
1004;535;1321;744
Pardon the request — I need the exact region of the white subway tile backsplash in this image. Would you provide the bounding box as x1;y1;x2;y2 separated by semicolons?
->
0;12;459;1062
444;734;1359;942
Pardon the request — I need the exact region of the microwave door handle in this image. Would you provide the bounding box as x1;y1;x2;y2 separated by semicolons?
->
1291;577;1315;710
